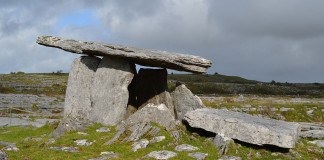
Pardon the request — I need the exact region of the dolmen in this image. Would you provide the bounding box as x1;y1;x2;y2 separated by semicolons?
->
37;36;300;150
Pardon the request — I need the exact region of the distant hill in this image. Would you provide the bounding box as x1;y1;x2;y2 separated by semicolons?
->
168;73;258;84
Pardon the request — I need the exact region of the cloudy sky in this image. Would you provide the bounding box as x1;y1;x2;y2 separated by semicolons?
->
1;0;323;83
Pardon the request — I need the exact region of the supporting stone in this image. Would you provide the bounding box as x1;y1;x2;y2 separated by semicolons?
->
134;68;175;116
90;56;134;126
53;56;101;136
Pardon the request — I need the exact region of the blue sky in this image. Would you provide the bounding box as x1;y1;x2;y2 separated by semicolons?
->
0;0;324;83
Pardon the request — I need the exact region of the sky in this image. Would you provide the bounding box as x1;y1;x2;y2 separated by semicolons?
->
0;0;323;83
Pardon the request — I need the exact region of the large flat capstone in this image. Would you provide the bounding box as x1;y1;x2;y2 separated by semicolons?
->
184;108;300;148
36;36;212;73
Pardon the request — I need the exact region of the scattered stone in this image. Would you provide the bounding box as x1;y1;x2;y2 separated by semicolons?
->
150;136;166;144
146;150;177;160
104;128;125;145
299;122;324;131
90;56;134;126
213;134;233;155
274;113;286;120
171;84;204;120
0;150;8;160
23;137;43;142
37;36;212;73
300;130;324;139
124;123;155;142
188;152;208;160
77;132;89;135
88;151;118;160
46;138;56;144
100;151;115;155
184;108;300;148
49;146;79;152
306;110;314;116
3;146;19;152
74;139;93;146
174;144;199;152
170;130;181;142
96;127;110;133
280;108;294;112
119;103;177;131
308;140;324;148
289;149;302;159
132;139;149;152
218;156;242;160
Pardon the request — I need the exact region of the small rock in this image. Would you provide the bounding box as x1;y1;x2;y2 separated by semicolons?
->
46;138;56;144
289;149;302;158
174;144;199;152
89;152;118;160
300;130;324;139
280;108;293;112
77;132;89;135
96;127;110;133
308;140;324;148
218;156;242;160
150;136;166;144
146;150;177;160
0;150;8;160
104;128;125;145
307;110;314;116
321;109;324;112
255;152;261;158
170;130;181;142
274;113;286;120
213;134;233;155
188;152;208;160
49;146;79;152
100;151;115;155
74;139;93;146
3;146;19;151
132;139;149;152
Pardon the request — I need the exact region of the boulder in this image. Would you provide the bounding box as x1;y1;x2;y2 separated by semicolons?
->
118;103;177;131
90;56;134;125
184;108;300;148
172;84;204;120
37;36;212;73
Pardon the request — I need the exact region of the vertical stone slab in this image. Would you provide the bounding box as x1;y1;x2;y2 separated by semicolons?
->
135;68;175;116
90;56;134;126
64;56;101;120
171;84;204;120
53;56;101;136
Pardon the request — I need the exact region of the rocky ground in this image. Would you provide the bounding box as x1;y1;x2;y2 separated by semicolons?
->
0;73;323;159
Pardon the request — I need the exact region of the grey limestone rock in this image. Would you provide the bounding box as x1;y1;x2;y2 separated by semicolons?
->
172;84;204;120
146;150;177;160
132;139;149;152
96;127;110;133
37;36;212;73
188;152;208;160
174;144;199;152
90;56;134;126
49;146;79;152
0;150;8;160
74;139;93;146
184;108;300;148
308;140;324;148
118;103;177;131
150;136;166;144
300;130;324;139
213;134;233;155
218;156;242;160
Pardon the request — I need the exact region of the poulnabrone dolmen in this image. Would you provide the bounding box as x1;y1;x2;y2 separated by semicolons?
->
37;36;300;151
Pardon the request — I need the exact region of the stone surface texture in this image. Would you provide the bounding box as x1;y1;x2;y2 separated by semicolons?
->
37;36;212;73
218;156;242;160
63;56;100;120
146;150;177;160
184;108;300;148
188;152;208;160
300;130;324;139
90;56;134;125
172;84;204;120
118;103;177;131
174;144;199;152
132;139;149;152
